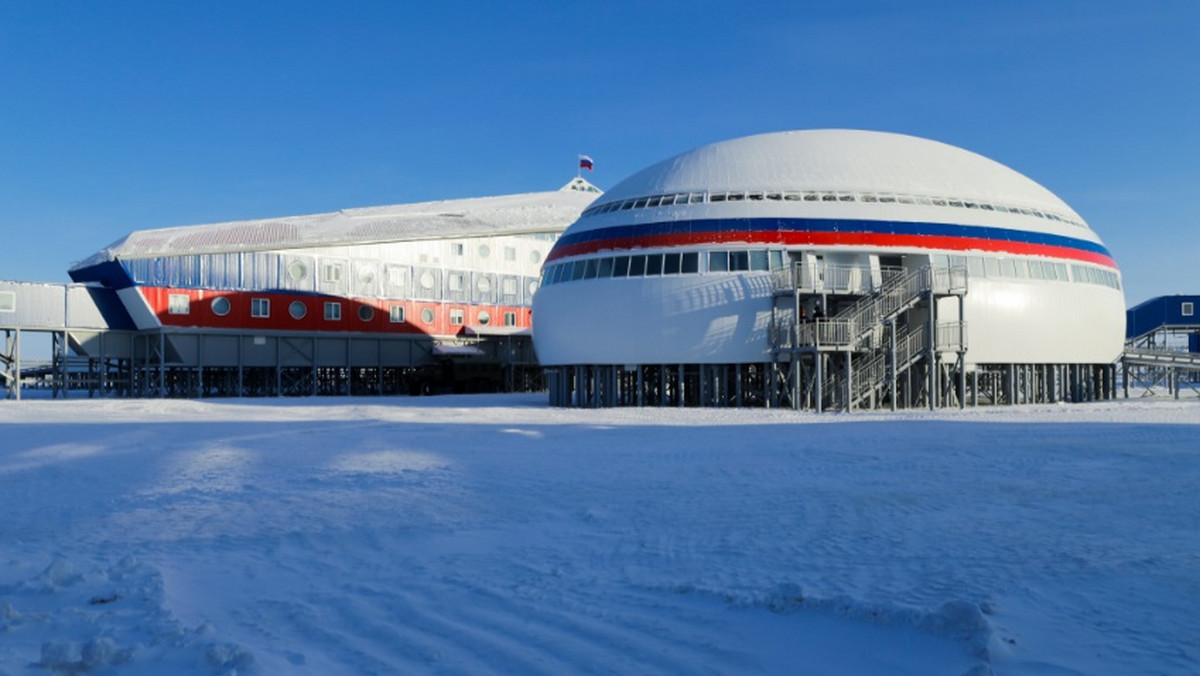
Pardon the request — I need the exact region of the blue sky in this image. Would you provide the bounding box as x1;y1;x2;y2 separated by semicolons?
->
1;0;1196;305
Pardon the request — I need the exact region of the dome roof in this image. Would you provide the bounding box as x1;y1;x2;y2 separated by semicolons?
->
602;130;1082;223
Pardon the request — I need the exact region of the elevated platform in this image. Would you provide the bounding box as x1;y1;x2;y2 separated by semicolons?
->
1126;295;1200;343
2;280;541;400
1121;295;1200;400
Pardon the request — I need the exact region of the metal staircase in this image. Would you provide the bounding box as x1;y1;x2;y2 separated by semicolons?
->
771;263;968;411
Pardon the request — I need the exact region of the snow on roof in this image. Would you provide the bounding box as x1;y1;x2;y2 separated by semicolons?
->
603;130;1083;224
72;179;601;269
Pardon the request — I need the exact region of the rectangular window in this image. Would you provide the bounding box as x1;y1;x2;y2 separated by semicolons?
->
769;250;784;270
1183;302;1194;317
503;311;517;327
645;254;663;276
967;257;985;277
681;252;699;274
663;253;681;275
583;259;599;279
251;298;270;318
450;308;465;325
389;305;405;323
503;277;518;295
612;256;630;277
452;243;464;256
570;260;586;281
168;293;190;315
386;265;407;287
504;246;517;262
750;250;769;271
628;255;647;276
0;291;15;312
448;273;464;291
709;251;729;272
324;302;342;320
598;257;614;277
729;251;749;271
323;263;343;283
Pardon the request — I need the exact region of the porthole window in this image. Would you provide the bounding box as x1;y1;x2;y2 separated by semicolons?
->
478;244;491;258
420;308;435;324
358;305;374;322
357;266;377;284
478;310;491;326
420;271;435;289
530;250;542;264
287;260;309;281
477;276;491;293
211;297;231;316
528;280;539;295
289;301;307;319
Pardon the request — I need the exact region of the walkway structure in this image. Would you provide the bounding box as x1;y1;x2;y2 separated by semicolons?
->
1;281;136;400
1121;295;1200;398
2;280;541;400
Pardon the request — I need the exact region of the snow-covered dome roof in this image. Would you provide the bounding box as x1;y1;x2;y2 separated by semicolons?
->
601;129;1083;224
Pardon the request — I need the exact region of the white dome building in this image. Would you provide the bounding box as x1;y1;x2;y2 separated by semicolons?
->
533;130;1125;410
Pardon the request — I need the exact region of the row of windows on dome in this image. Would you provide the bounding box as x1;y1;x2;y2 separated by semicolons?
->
579;189;1086;229
540;249;787;286
166;294;518;327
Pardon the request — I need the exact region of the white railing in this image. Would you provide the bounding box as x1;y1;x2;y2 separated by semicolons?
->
936;321;968;351
794;318;856;348
929;266;969;295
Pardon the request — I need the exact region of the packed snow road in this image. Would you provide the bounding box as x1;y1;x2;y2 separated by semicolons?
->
1;395;1197;675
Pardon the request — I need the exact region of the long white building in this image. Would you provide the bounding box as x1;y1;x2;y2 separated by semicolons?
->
533;130;1125;409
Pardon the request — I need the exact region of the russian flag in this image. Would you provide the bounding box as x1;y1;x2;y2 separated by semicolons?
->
578;154;594;171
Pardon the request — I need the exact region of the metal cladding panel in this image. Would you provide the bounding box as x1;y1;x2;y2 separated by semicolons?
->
201;335;241;367
533;266;1126;367
380;338;422;366
240;336;278;367
533;274;776;365
349;338;381;366
166;334;201;363
68;260;136;289
949;279;1125;364
64;286;120;329
71;331;135;359
351;261;380;298
279;337;316;367
78;286;137;330
0;282;66;328
1126;295;1200;339
315;338;350;366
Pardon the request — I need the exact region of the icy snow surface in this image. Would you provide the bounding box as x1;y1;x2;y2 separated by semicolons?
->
1;395;1197;675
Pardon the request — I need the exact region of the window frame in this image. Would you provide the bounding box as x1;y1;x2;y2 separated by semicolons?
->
168;293;191;315
251;298;270;318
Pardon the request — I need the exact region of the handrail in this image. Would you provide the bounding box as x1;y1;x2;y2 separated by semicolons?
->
936;321;968;351
774;262;905;295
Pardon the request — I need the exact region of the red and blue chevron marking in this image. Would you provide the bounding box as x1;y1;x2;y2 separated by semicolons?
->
547;218;1117;268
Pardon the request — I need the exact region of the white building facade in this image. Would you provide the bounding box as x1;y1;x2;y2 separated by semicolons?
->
533;130;1124;409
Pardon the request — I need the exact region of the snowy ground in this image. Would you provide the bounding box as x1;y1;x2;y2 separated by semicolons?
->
1;394;1197;676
